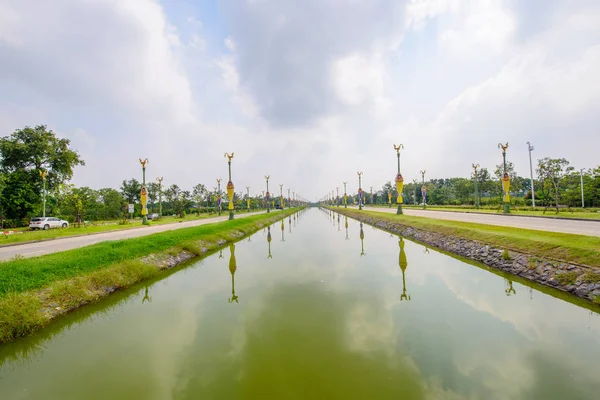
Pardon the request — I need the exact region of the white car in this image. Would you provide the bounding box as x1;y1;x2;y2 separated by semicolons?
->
29;217;69;230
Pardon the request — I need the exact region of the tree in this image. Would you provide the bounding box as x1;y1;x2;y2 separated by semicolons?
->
536;157;574;213
0;125;84;220
147;182;159;213
120;178;141;204
192;183;208;213
98;188;125;220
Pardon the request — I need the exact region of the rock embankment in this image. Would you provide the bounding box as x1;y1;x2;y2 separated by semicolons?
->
338;210;600;305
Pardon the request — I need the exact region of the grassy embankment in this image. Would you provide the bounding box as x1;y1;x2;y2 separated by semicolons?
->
0;211;262;245
370;205;600;220
0;208;298;343
336;208;600;268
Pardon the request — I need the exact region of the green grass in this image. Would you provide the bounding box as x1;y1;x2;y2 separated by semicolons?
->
555;271;578;286
0;212;249;245
372;205;600;220
337;209;600;268
0;209;295;297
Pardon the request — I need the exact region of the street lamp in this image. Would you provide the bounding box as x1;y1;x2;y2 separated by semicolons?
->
394;144;404;215
472;163;480;209
246;186;251;212
343;182;348;208
498;143;511;214
139;158;149;225
265;175;271;213
527;142;536;208
217;178;222;216
420;170;427;209
357;171;364;210
225;152;235;220
156;177;163;218
39;169;48;218
580;168;585;208
287;188;291;209
336;187;340;207
279;184;283;209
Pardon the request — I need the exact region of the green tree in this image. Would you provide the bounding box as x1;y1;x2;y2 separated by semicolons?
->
0;125;84;220
120;178;141;204
98;188;125;220
536;157;574;213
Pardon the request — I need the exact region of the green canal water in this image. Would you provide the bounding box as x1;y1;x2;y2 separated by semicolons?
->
1;208;600;399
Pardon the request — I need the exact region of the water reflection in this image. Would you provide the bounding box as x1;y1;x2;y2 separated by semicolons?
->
228;244;239;303
359;222;365;257
337;214;340;231
280;219;285;242
267;226;272;259
399;238;411;302
345;216;349;240
505;279;516;296
142;286;152;304
288;216;292;234
218;249;223;259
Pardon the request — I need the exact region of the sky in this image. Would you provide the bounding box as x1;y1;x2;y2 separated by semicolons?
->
1;0;599;201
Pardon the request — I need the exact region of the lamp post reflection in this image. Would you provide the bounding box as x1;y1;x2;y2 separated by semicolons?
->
505;279;516;296
267;226;273;259
281;219;285;242
142;286;152;304
345;216;349;240
399;238;411;302
337;214;340;231
228;244;238;303
289;216;292;234
360;222;365;257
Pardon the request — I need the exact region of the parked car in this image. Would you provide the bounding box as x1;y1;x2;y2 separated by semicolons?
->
29;217;69;230
147;213;159;220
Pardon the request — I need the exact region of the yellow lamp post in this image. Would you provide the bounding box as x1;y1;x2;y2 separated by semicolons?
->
39;169;48;218
225;152;235;220
357;171;364;210
228;244;238;303
156;177;164;218
265;175;271;213
139;158;149;225
498;142;511;214
287;188;291;209
343;182;348;208
279;184;284;209
388;192;392;208
246;186;251;212
394;144;404;215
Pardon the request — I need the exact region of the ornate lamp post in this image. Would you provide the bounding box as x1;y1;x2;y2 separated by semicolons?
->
498;143;511;214
343;182;348;208
527;142;536;208
225;152;235;220
287;188;291;209
336;187;340;207
279;184;284;209
156;177;163;217
420;170;427;210
139;158;149;224
39;169;48;218
388;191;392;208
399;238;411;301
472;164;480;209
246;186;251;212
293;191;296;207
265;175;271;213
357;171;364;210
216;178;222;216
370;187;373;207
412;179;418;205
394;144;405;215
228;244;238;303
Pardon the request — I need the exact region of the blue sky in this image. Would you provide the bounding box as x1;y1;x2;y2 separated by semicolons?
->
1;0;599;200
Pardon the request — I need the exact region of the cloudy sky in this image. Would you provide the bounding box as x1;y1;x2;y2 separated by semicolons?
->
1;0;599;201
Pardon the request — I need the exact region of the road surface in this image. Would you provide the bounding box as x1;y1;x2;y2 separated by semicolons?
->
0;211;276;261
346;206;600;237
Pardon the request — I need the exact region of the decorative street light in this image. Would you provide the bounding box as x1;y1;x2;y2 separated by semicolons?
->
156;177;163;218
246;186;251;212
343;182;348;208
139;158;149;225
39;169;48;218
217;178;222;216
357;171;364;210
370;186;373;207
412;179;418;205
498;142;510;214
287;188;291;209
580;168;585;208
472;163;480;209
336;187;340;207
527;142;536;208
265;175;271;213
225;152;235;220
394;144;404;215
279;184;284;209
420;170;427;210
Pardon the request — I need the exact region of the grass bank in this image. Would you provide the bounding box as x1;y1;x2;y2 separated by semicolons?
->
337;209;600;268
371;205;600;220
0;212;249;245
0;209;299;343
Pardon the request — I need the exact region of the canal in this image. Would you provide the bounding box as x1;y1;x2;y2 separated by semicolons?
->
1;208;599;399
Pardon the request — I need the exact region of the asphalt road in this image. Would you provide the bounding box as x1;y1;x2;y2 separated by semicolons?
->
0;211;275;261
358;206;600;237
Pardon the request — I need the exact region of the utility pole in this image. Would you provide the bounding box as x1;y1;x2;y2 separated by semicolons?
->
580;168;585;208
527;142;535;208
